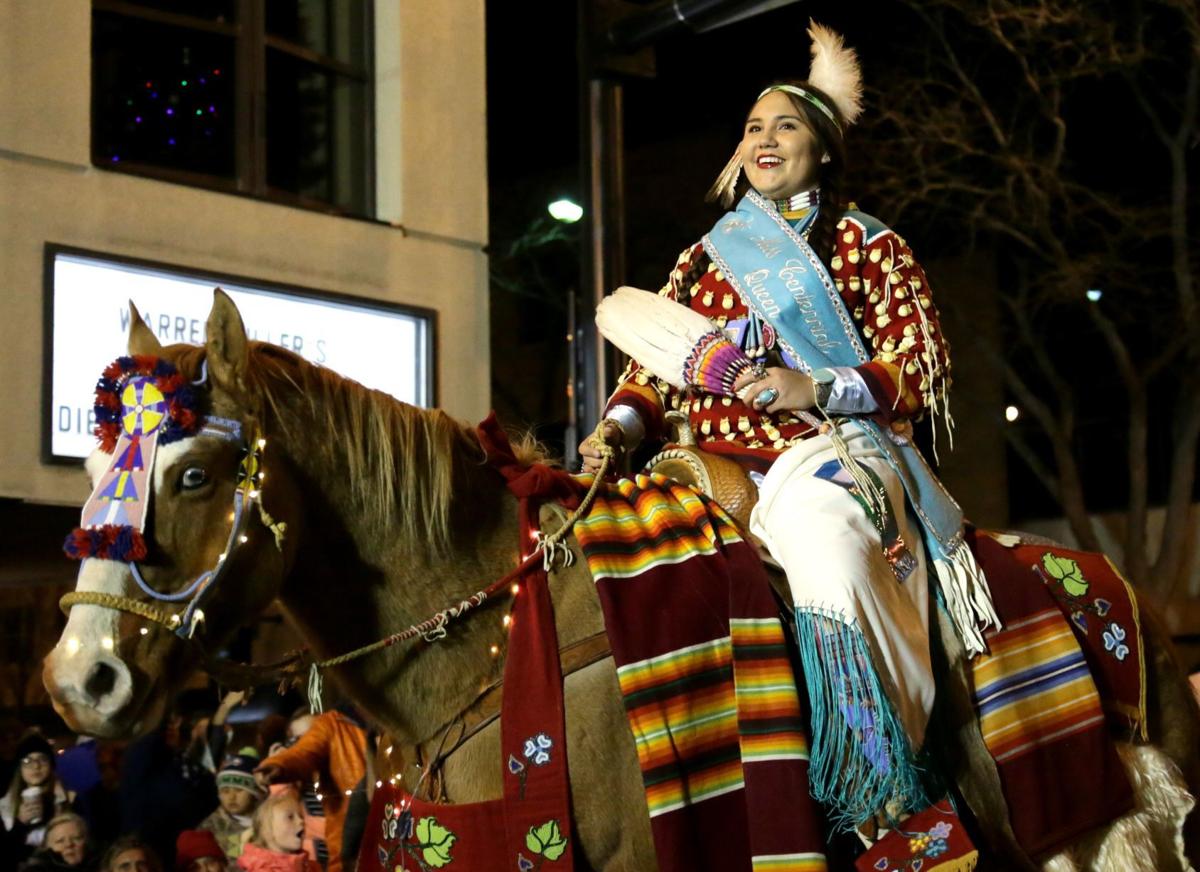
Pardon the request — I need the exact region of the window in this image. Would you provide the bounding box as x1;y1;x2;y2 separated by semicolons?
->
44;245;435;462
92;0;373;216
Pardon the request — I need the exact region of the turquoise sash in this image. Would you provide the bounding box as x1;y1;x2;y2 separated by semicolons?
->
701;190;965;560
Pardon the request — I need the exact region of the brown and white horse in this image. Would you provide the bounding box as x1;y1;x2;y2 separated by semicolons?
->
43;291;1200;870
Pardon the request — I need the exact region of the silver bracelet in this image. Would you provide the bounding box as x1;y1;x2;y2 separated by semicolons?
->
605;404;645;450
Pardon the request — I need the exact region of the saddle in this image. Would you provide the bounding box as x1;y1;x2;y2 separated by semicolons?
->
646;411;761;531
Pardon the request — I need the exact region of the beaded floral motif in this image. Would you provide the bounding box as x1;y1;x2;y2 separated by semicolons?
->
508;732;556;800
1103;622;1130;661
376;802;457;871
1036;552;1130;661
523;733;553;766
872;819;954;871
517;819;569;870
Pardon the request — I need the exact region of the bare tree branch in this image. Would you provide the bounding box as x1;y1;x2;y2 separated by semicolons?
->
864;0;1199;590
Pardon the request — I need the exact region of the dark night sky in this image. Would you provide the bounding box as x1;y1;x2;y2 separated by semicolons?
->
481;0;953;470
483;2;932;434
483;1;1195;523
485;1;902;256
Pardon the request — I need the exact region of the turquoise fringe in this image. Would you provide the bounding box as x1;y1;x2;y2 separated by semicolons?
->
794;608;928;832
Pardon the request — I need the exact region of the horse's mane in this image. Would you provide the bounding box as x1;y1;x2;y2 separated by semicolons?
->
170;342;550;556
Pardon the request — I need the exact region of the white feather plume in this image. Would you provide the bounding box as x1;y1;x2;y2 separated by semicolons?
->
596;286;721;390
806;20;863;128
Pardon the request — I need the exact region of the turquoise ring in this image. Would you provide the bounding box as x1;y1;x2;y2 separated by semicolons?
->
753;387;780;408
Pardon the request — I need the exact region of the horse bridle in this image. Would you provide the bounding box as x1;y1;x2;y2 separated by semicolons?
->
59;414;284;642
58;377;620;706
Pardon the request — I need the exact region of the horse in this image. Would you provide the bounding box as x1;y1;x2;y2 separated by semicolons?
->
43;291;1200;871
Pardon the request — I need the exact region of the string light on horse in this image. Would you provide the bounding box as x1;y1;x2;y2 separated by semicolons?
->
42;291;1200;871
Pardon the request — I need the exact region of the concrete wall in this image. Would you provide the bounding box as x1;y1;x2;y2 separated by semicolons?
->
0;0;489;508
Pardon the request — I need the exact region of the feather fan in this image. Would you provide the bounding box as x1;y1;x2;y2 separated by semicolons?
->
596;286;756;396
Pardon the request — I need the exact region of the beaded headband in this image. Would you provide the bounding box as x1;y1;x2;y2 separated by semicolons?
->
758;84;840;132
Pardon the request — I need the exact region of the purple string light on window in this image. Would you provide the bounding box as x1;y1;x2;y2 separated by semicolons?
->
168;138;176;146
166;107;174;116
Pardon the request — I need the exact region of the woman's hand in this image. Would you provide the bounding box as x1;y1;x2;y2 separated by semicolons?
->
254;763;282;789
578;420;625;474
732;367;815;414
17;796;41;825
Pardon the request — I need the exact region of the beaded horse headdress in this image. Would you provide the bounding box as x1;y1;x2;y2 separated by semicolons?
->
65;356;204;562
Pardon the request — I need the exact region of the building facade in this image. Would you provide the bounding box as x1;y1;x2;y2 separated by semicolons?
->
0;0;488;705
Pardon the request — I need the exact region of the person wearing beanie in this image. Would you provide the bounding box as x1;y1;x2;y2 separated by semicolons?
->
198;750;263;863
175;830;227;872
3;732;76;869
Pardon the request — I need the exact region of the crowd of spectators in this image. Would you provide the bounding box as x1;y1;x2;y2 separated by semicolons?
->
0;692;369;872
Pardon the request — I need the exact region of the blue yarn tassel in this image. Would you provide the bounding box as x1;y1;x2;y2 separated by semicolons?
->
794;608;928;832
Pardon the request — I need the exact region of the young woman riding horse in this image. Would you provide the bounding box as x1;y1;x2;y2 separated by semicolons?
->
581;22;997;845
42;24;1200;872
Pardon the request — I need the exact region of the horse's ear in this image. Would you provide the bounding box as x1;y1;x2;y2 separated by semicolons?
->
205;288;249;395
127;301;164;356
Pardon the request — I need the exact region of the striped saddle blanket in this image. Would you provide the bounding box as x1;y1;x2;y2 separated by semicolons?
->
968;530;1142;859
571;475;1144;867
572;472;828;872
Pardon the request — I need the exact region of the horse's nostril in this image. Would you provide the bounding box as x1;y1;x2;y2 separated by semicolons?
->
85;661;118;701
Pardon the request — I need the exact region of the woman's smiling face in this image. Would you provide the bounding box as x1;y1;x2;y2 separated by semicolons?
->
739;90;822;200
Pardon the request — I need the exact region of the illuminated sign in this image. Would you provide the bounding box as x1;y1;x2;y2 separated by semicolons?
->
46;246;433;461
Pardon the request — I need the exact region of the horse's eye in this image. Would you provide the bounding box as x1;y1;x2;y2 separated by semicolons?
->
180;467;209;491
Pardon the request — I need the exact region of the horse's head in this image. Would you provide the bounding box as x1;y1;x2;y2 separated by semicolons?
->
43;291;300;737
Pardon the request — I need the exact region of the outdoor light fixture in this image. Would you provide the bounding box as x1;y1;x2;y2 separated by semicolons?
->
1086;289;1103;302
548;199;583;223
1005;405;1020;422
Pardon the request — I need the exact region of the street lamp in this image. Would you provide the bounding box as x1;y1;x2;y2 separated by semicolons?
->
548;198;583;223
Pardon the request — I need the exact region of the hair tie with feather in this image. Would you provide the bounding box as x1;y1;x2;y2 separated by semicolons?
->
804;20;863;128
709;22;862;207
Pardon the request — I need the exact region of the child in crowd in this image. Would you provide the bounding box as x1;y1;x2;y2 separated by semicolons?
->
199;751;263;862
236;790;319;872
175;830;227;872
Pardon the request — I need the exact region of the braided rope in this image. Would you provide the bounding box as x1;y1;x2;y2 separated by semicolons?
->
304;422;617;711
59;422;619;710
60;591;180;630
535;423;615;559
314;419;616;673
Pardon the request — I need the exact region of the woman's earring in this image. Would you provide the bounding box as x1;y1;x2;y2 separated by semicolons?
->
820;153;832;164
707;147;744;206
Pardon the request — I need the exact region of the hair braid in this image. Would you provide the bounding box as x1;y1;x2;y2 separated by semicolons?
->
678;250;711;294
810;168;846;265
